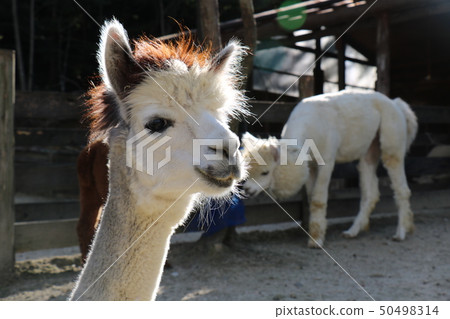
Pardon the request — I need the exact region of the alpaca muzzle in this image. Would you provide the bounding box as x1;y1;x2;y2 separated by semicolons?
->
195;163;241;188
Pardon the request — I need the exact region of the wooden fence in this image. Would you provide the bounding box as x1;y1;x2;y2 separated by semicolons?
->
14;91;85;252
5;89;450;258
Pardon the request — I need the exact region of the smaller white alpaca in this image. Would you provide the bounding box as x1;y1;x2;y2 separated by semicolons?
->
243;90;418;248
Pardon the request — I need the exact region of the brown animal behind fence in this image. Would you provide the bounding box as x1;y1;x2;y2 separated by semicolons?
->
76;140;108;263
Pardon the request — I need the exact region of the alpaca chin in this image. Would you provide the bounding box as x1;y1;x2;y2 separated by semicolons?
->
196;173;240;198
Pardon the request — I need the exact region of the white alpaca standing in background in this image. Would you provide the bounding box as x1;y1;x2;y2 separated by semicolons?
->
70;20;247;300
243;90;418;248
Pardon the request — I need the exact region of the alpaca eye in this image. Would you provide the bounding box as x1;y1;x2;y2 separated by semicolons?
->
261;171;269;176
145;118;172;133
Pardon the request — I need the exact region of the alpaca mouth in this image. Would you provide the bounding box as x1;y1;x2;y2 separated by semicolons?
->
243;188;258;198
195;167;235;188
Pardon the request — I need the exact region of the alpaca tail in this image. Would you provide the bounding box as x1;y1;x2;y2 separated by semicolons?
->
393;98;418;150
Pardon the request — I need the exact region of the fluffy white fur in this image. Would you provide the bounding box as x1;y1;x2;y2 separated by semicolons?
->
243;90;418;248
70;20;247;300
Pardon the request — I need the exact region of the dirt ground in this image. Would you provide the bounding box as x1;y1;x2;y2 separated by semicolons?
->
1;210;449;301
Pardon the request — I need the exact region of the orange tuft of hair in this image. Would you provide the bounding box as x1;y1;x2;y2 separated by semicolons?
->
133;33;212;70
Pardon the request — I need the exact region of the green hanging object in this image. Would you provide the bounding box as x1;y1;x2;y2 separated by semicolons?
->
277;0;307;31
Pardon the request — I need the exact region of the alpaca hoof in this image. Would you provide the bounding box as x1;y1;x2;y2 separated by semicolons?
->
392;230;406;241
342;230;358;239
342;220;369;239
392;235;404;241
307;238;324;249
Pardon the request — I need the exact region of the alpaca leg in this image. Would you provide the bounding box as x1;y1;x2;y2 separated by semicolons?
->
382;154;414;241
301;165;317;231
343;159;380;238
343;139;380;238
307;163;334;248
305;164;317;202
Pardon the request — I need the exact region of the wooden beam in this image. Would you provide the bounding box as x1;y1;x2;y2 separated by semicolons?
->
250;101;296;124
298;76;315;101
0;50;15;281
392;1;450;25
15;199;80;222
376;12;390;96
162;0;444;42
291;27;344;43
15;162;78;196
337;38;346;90
314;36;324;94
14;219;78;252
15;127;87;148
289;44;374;66
248;0;434;39
345;36;376;65
301;0;431;30
15;91;82;121
297;77;315;227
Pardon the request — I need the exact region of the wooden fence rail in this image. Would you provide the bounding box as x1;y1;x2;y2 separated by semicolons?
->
0;50;15;281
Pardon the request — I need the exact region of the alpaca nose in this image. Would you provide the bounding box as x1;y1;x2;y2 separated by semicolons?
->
208;138;240;163
207;145;229;160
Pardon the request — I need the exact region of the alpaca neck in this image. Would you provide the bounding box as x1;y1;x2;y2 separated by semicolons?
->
70;128;195;301
70;193;193;301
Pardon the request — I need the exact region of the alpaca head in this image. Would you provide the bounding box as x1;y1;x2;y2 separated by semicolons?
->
241;132;308;199
241;133;280;197
87;19;248;203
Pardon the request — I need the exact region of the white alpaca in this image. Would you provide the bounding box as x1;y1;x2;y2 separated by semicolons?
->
243;90;418;248
70;20;247;300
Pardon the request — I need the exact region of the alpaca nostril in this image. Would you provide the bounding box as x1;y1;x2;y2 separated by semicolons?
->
222;146;229;159
208;145;230;160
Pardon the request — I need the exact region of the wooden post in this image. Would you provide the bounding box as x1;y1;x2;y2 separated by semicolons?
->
239;0;257;82
236;0;257;136
298;75;315;100
313;36;324;94
297;76;314;228
0;50;15;282
376;12;390;96
197;0;222;51
337;38;346;91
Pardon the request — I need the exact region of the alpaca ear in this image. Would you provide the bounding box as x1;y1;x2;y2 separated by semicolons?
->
99;19;135;96
210;40;246;73
241;132;259;148
270;144;279;162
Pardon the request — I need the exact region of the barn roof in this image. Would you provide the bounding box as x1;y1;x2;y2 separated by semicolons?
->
161;0;450;105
